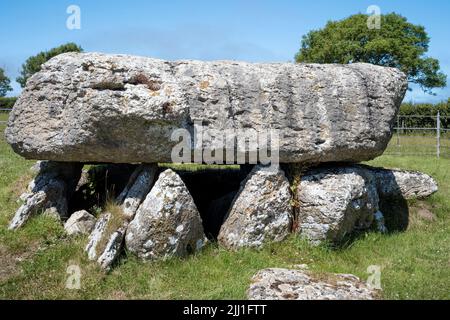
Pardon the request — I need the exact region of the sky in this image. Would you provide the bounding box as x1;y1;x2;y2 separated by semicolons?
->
1;0;449;103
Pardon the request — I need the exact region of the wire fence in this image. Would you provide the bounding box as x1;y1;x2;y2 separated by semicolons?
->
1;109;449;158
385;111;450;158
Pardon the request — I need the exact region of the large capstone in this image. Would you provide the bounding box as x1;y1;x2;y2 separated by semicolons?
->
6;53;407;164
125;169;206;260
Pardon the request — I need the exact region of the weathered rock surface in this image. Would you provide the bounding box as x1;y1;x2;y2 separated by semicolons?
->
64;210;96;236
296;166;379;244
247;268;378;300
218;166;293;249
125;169;206;260
372;167;438;231
85;212;111;261
97;224;127;270
295;165;438;243
85;165;158;269
9;161;82;230
116;164;157;218
7;52;407;164
372;167;438;199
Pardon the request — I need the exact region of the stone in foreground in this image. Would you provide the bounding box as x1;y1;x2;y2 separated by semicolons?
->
64;210;96;236
7;52;407;164
125;169;206;260
97;224;128;270
247;268;378;300
218;166;293;249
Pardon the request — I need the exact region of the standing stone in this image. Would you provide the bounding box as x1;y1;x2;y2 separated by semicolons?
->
218;166;293;249
82;165;158;269
295;165;439;243
116;164;157;218
90;165;158;269
6;52;407;164
125;169;206;261
247;268;378;300
9;161;82;230
85;213;111;261
296;166;379;244
64;210;96;236
97;224;128;270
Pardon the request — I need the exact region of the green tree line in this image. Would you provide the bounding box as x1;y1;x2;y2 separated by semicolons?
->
0;97;17;110
399;100;450;129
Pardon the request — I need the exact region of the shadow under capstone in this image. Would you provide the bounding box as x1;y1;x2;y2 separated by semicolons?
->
176;164;254;240
68;164;138;214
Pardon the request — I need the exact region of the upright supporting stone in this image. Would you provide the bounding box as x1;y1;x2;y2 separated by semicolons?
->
9;161;82;230
218;166;293;249
97;224;128;270
295;166;379;244
85;165;157;269
294;164;439;244
117;164;158;218
85;213;111;261
371;166;438;231
125;169;206;261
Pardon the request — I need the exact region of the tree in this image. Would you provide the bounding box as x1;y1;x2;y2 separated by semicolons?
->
0;68;12;97
295;13;447;94
17;43;83;88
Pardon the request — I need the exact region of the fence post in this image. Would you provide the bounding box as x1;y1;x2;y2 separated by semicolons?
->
437;111;440;159
396;116;400;147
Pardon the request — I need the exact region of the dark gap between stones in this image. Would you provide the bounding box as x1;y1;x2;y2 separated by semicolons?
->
176;164;254;240
68;163;254;241
69;164;138;215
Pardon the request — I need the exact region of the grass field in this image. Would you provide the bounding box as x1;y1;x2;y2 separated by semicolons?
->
385;134;450;157
0;122;449;300
0;113;9;123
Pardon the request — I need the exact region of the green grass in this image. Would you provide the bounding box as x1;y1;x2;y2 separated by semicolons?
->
0;113;9;122
385;134;450;157
0;129;449;299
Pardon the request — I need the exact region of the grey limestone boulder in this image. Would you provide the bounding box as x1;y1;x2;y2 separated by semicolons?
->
372;167;438;199
295;166;379;244
295;165;438;243
85;165;158;269
247;268;378;300
9;161;82;230
6;53;407;164
64;210;96;236
125;169;206;261
218;166;293;249
85;212;111;261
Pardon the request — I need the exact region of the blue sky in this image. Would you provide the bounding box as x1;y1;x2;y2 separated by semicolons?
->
1;0;449;102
